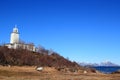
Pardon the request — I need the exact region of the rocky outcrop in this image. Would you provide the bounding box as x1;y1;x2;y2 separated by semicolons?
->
111;70;120;74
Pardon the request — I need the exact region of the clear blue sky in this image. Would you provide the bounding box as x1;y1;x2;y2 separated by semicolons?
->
0;0;120;64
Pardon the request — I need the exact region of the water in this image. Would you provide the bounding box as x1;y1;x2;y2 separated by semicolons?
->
93;66;120;74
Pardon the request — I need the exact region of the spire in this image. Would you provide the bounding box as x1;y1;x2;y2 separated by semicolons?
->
13;25;18;33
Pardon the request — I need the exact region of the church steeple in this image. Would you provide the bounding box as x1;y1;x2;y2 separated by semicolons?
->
13;25;18;33
10;25;19;44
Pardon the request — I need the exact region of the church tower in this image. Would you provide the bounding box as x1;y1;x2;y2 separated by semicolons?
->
10;25;19;44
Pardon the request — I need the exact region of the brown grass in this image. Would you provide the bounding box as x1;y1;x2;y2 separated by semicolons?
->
0;66;120;80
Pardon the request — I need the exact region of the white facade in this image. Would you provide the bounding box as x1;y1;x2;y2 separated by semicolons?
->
6;43;36;52
5;25;36;52
10;26;19;44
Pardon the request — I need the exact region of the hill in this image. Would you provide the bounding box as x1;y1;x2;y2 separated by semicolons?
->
0;46;80;68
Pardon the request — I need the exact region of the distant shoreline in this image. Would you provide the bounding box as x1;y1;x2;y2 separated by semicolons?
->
92;66;120;74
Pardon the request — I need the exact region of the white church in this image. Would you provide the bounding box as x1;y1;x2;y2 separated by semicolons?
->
5;26;36;52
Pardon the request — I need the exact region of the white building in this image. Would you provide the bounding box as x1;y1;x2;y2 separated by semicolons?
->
10;26;19;44
5;26;36;52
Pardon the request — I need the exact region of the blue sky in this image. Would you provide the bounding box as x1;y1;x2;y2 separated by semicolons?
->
0;0;120;64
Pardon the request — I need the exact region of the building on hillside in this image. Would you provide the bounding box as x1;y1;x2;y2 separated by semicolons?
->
5;25;36;52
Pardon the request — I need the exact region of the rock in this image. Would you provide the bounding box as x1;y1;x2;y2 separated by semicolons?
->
83;70;87;74
112;70;120;74
36;67;43;71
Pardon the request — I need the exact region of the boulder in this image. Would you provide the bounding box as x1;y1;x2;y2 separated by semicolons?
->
36;67;43;71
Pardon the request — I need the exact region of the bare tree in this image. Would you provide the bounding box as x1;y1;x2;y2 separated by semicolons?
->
36;45;45;53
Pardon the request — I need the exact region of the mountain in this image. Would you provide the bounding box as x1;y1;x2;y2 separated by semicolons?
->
100;61;119;66
79;62;99;67
79;61;120;67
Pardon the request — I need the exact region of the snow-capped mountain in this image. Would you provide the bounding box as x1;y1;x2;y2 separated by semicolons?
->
100;61;119;66
79;61;120;67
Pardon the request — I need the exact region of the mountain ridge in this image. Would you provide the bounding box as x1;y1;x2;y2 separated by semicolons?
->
79;61;120;67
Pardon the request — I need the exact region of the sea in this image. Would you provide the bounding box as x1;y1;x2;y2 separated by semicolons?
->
92;66;120;74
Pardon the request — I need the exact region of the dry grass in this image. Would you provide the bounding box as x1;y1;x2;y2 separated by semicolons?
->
0;66;120;80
